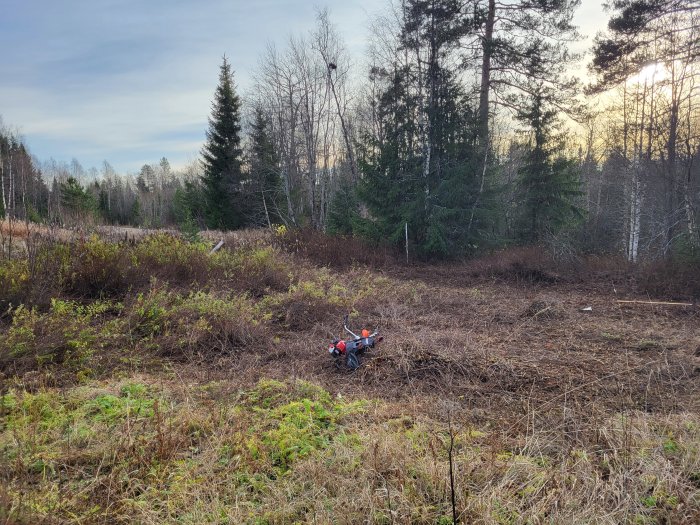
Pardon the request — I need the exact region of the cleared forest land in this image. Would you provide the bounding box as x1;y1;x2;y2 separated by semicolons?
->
1;231;699;524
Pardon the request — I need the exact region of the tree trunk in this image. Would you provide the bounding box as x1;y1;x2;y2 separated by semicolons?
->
8;149;14;219
684;86;698;246
665;78;680;255
478;0;496;148
628;169;642;263
414;45;430;207
0;149;6;215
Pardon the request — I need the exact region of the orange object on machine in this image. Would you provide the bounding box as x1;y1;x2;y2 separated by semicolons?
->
362;329;370;338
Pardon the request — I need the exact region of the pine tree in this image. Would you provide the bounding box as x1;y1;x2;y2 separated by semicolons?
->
475;0;581;149
590;0;700;90
590;0;700;255
201;56;245;230
59;177;95;224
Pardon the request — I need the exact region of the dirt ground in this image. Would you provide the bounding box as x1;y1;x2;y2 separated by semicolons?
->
2;221;697;435
188;264;700;442
2;235;699;523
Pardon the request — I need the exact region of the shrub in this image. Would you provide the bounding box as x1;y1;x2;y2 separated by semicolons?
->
274;227;396;268
125;287;269;361
165;291;267;358
466;245;559;283
128;233;211;288
0;260;31;312
638;258;700;300
211;245;292;296
0;299;124;380
264;274;349;330
62;235;128;298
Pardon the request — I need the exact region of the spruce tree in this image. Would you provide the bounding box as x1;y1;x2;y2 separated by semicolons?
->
358;1;495;257
59;177;95;224
357;66;423;247
326;177;359;236
248;108;282;226
516;85;583;241
201;56;245;230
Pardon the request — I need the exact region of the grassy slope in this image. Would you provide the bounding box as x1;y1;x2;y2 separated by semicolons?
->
1;232;699;524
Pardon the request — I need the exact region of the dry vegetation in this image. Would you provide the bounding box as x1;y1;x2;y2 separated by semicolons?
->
1;229;699;524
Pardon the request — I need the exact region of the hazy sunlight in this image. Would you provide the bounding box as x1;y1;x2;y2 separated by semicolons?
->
627;62;667;86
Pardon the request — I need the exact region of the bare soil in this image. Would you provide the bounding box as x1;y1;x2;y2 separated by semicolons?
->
180;263;700;441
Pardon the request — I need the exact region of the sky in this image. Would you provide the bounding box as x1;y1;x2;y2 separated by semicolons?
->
1;0;607;175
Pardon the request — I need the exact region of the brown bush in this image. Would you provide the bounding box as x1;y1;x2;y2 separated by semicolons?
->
126;289;271;363
466;245;560;283
638;259;700;301
280;297;344;331
211;245;292;297
464;246;700;302
0;218;30;239
125;234;212;289
274;228;397;269
62;238;129;298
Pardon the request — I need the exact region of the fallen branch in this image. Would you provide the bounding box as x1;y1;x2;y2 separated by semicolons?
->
616;300;695;307
210;239;224;254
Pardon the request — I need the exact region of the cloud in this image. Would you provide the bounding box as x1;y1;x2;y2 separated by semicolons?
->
1;0;605;173
1;0;381;172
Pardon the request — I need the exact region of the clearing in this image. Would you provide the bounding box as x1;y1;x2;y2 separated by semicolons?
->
1;232;698;524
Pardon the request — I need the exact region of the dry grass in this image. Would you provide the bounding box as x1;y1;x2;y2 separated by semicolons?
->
2;377;698;524
1;231;699;523
0;219;31;239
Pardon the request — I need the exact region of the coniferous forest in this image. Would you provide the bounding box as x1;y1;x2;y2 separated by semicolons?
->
1;0;697;263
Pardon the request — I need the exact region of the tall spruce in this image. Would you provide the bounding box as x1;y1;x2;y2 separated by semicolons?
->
359;1;493;256
358;66;422;246
354;0;491;256
201;56;246;230
248;108;282;227
516;83;583;241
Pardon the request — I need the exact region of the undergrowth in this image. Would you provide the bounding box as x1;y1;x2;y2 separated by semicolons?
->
1;378;698;524
1;230;698;524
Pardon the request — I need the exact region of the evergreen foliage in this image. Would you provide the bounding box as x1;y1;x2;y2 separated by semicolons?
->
590;0;700;91
3;1;699;263
248;108;282;227
326;177;359;236
201;57;246;230
60;177;95;215
357;2;498;257
173;181;205;240
516;87;584;241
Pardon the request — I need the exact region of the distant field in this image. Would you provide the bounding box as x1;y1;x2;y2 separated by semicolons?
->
1;231;698;524
0;219;31;238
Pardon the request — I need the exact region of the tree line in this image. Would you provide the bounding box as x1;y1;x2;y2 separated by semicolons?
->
0;128;198;230
2;0;699;262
